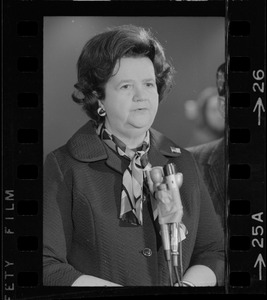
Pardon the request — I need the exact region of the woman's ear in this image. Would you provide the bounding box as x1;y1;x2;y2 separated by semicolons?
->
98;99;105;109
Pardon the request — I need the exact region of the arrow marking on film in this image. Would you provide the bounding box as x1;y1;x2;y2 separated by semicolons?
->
253;98;265;126
254;253;266;280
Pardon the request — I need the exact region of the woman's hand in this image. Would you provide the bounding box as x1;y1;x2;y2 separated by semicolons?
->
72;275;123;287
180;265;217;287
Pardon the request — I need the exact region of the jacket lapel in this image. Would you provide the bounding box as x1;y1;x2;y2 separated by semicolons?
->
104;144;129;174
149;128;181;168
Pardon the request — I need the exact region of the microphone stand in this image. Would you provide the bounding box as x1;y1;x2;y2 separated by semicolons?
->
163;163;184;286
150;164;184;287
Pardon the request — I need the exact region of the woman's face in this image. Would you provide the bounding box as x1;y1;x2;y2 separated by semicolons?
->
100;56;159;140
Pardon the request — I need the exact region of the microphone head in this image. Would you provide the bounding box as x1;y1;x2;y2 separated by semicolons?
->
163;163;177;176
150;167;164;185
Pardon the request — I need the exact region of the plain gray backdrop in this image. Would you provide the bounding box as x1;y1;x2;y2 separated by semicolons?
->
44;16;225;159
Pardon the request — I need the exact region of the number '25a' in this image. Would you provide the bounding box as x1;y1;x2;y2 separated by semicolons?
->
252;212;264;248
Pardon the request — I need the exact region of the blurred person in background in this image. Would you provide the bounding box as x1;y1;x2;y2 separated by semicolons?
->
184;86;225;148
187;63;226;229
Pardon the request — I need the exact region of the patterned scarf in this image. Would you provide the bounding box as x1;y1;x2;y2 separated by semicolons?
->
98;124;151;225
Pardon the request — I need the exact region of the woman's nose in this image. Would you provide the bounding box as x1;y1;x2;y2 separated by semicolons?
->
133;85;145;102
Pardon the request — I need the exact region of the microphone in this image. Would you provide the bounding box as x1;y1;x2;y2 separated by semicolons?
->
150;164;184;286
150;167;171;262
163;163;183;268
162;163;183;224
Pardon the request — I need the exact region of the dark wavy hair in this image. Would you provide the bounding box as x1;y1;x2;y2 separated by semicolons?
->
216;62;225;97
72;24;175;126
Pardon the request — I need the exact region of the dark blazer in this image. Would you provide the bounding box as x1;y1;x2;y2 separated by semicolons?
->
187;138;226;229
43;121;225;286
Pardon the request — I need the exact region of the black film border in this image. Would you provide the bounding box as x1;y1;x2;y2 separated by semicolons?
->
2;0;266;298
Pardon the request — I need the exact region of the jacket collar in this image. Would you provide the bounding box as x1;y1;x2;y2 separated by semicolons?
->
67;121;181;173
66;121;107;162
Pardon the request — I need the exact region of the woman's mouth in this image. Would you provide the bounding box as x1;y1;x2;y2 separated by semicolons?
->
135;107;148;111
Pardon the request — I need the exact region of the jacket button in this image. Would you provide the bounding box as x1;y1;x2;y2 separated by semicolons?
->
142;248;152;257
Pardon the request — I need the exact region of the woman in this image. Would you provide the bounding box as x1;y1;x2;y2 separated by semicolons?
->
43;24;225;287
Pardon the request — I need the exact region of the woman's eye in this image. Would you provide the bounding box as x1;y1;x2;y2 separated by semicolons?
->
146;82;155;87
121;84;132;89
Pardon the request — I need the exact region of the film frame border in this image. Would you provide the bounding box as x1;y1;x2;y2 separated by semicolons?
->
2;0;266;298
227;0;266;293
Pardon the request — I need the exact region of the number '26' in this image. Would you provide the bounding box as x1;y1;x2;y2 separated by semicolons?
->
252;69;265;93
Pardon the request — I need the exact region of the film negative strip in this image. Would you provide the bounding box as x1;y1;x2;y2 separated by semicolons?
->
227;0;266;293
2;0;266;298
